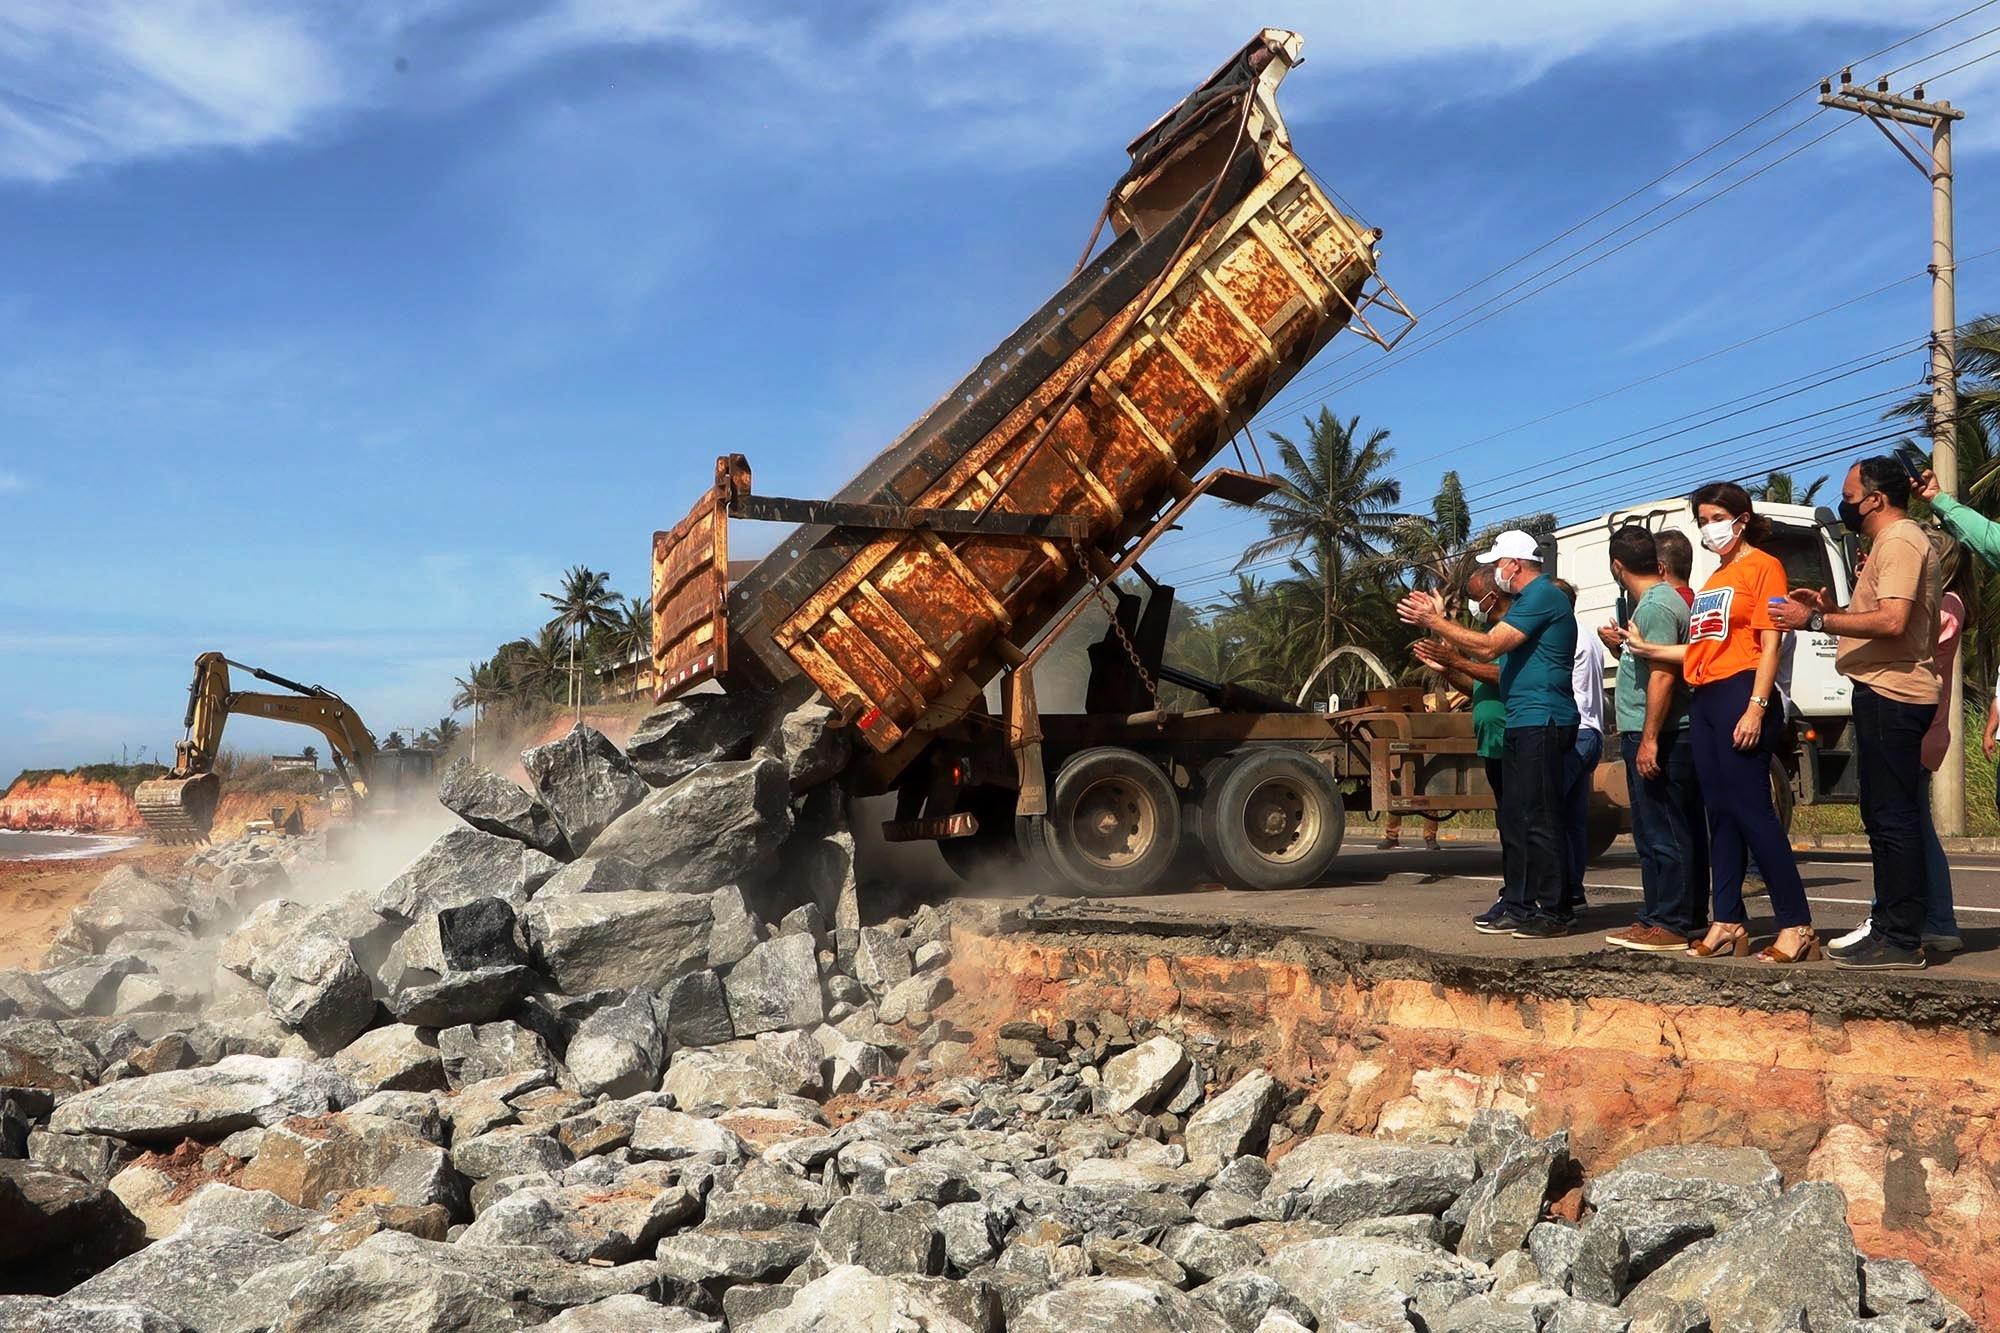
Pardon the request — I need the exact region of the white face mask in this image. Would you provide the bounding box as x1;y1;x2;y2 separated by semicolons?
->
1699;517;1739;554
1493;566;1516;595
1469;600;1489;624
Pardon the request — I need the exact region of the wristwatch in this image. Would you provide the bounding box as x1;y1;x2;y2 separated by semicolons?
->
1750;696;1770;709
1807;610;1826;633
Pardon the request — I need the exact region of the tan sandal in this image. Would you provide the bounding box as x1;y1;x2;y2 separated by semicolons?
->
1755;926;1821;964
1690;924;1749;958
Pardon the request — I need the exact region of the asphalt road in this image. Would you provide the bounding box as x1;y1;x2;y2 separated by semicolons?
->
982;836;2000;982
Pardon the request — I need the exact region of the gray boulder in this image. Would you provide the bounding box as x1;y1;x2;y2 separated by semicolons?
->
332;1024;445;1094
40;956;151;1017
68;867;192;948
659;968;736;1048
1584;1144;1783;1232
0;1295;186;1332
458;1181;696;1262
390;965;535;1028
49;1055;353;1143
813;1197;944;1276
1458;1138;1557;1263
587;757;793;892
438;897;526;970
524;891;714;994
736;1263;979;1332
1102;1036;1190;1115
66;1225;300;1333
0;1160;146;1288
566;991;666;1099
264;933;374;1053
626;695;766;789
724;933;825;1036
1619;1182;1862;1333
1012;1277;1221;1332
631;1108;750;1164
655;1224;819;1283
545;1295;722;1331
1188;1272;1324;1333
179;1182;321;1238
535;855;647;897
439;1022;558;1088
439;757;572;858
1263;1133;1476;1228
758;701;851;792
661;1047;787;1110
373;825;562;921
1184;1070;1280;1172
1263;1236;1486;1326
522;724;649;855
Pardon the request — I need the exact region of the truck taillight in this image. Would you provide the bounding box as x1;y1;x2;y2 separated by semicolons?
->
1804;727;1818;742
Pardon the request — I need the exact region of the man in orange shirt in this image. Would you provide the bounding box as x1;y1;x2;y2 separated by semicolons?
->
1773;457;1940;970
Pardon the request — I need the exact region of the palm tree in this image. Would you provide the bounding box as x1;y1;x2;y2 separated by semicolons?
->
1235;408;1409;663
428;717;463;752
452;659;504;763
505;624;571;705
1747;471;1829;505
1390;470;1473;614
301;744;318;767
541;567;621;721
606;596;652;664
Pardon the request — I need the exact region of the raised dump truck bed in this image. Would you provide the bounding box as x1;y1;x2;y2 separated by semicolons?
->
652;30;1456;894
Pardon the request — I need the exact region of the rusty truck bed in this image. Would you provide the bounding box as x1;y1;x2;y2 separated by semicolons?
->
652;29;1410;790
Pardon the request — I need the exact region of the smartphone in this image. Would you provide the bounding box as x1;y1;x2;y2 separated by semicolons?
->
1894;443;1928;483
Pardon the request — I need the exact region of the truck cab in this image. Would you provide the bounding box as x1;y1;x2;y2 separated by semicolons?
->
1553;497;1857;816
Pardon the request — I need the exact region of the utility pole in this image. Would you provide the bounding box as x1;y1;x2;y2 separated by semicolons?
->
1819;70;1966;835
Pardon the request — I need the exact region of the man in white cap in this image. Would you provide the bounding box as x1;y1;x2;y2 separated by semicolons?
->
1399;530;1579;937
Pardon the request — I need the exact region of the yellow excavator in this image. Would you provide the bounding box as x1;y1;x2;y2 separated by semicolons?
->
135;652;431;843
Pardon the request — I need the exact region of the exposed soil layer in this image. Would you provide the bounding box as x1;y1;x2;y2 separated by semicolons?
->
946;905;2000;1324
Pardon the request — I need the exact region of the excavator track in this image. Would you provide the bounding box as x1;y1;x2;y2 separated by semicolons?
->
135;773;220;844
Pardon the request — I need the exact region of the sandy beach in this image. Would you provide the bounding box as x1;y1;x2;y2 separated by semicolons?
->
0;839;190;970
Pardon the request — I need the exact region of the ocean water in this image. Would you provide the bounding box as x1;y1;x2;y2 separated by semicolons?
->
0;830;142;861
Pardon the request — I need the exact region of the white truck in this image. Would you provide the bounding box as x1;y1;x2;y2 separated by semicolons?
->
1551;496;1859;843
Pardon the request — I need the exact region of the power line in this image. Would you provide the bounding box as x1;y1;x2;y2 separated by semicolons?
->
1257;2;2000;412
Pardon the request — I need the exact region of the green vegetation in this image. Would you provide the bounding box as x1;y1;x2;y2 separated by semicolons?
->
5;762;168;795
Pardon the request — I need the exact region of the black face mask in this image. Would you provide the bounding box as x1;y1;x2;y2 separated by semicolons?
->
1837;495;1871;531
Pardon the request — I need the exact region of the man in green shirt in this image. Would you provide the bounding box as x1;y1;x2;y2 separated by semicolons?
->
1400;530;1578;937
1602;526;1708;953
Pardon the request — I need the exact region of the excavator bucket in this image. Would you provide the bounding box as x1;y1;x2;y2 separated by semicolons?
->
135;773;220;843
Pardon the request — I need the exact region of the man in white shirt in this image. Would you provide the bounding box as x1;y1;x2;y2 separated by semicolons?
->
1553;580;1605;915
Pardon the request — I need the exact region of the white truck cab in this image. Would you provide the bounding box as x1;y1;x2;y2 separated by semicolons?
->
1551;496;1858;817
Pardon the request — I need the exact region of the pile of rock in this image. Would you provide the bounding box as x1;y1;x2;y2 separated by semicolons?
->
0;704;1975;1331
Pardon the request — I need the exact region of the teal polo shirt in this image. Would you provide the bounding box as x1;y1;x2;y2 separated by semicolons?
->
1497;574;1580;728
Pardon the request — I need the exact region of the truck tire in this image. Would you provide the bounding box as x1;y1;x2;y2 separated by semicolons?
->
1041;747;1181;895
1197;747;1345;891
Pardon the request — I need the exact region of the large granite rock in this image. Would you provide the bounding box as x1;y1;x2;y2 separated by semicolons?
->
1619;1182;1862;1333
1584;1145;1783;1232
1264;1134;1477;1227
736;1263;978;1332
722;933;824;1037
49;1056;354;1144
587;758;792;893
438;757;572;859
522;725;649;855
66;1225;304;1333
524;891;715;993
566;990;666;1099
0;1160;146;1288
331;1024;445;1094
626;695;767;789
243;1112;463;1214
264;933;375;1053
1184;1070;1280;1171
1263;1236;1487;1326
373;825;561;921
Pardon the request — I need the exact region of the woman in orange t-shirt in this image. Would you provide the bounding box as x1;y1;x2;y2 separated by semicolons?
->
1624;481;1814;962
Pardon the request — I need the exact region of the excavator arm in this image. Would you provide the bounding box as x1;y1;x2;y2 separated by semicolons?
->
136;652;383;842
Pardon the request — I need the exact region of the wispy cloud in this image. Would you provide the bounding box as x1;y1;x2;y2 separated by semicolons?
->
0;0;1959;185
0;471;25;494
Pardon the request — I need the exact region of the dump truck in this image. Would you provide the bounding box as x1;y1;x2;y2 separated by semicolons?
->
649;30;1491;893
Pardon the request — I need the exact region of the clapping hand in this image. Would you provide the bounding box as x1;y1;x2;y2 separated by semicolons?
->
1395;588;1446;628
1412;639;1453;672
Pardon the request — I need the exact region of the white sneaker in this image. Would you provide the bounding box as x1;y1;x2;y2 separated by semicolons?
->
1831;920;1872;950
1923;933;1964;954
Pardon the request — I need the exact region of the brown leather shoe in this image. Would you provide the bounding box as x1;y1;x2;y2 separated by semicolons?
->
1603;925;1641;946
1610;925;1691;953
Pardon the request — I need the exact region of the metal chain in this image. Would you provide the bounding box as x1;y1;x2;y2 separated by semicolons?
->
1073;538;1162;710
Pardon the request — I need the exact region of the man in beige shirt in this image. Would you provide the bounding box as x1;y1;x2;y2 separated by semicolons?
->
1773;457;1940;969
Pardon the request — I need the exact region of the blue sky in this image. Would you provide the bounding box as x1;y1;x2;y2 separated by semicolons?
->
5;1;2000;772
